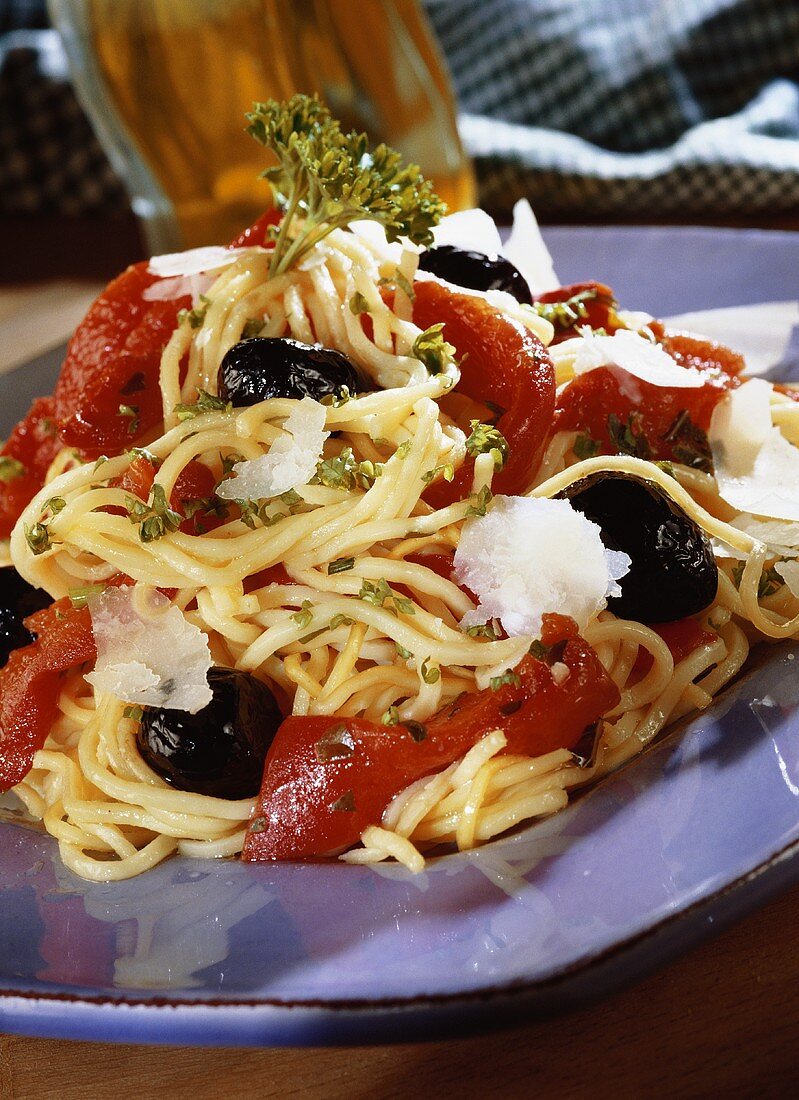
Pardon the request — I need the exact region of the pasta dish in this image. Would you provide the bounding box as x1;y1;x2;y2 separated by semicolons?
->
2;96;799;883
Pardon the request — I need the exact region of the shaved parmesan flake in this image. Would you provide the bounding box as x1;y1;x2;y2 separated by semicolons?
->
85;587;212;714
713;514;799;560
709;379;799;522
502;199;560;296
142;272;214;305
775;560;799;597
217;397;329;502
431;207;503;257
565;329;705;388
454;496;630;638
148;246;247;279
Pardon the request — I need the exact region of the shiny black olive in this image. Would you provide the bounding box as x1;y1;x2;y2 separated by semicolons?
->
561;473;718;623
217;337;363;407
0;567;52;668
417;245;532;305
136;667;282;799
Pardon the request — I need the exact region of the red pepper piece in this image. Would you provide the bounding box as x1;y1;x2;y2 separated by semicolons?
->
0;396;62;539
243;614;618;860
412;280;555;507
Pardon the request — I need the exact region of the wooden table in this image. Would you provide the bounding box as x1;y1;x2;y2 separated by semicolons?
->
2;281;799;1099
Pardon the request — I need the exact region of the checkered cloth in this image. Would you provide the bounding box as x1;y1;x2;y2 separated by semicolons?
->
2;0;799;220
425;0;799;217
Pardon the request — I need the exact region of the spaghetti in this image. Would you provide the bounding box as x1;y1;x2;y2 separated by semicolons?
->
2;101;799;882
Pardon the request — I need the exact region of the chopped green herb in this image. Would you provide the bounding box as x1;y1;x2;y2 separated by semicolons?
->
128;447;160;467
382;705;400;726
177;295;211;329
315;725;356;762
421;462;455;485
329;613;355;629
126;483;182;543
395;440;412;460
662;410;713;473
241;317;264;339
291;600;314;629
412;323;457;375
118;404;140;435
68;583;106;609
246;93;444;277
220;451;245;478
237;499;288;530
24;521;52;556
123;705;144;722
466;485;493;518
331;789;356;812
378;270;415;301
466;622;499;640
607;412;652;460
573;433;600;461
174;390;232;421
395;640;413;660
420;657;440;684
531;287;604;329
358;577;415;616
465;420;509;470
734;563;785;599
349;291;370;316
319;386;352;408
528;639;550;661
0;456;25;483
314;447;382;490
42;496;66;515
93;455;109;473
328;557;355;575
405;720;428;743
490;670;522;691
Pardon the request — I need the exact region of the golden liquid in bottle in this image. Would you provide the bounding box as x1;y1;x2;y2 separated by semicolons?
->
86;0;476;247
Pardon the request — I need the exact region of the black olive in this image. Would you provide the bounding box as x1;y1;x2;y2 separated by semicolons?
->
217;337;363;407
417;245;532;305
0;567;52;668
136;667;282;799
561;473;718;623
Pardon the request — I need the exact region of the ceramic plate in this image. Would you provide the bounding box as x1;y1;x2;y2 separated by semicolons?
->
2;226;799;1046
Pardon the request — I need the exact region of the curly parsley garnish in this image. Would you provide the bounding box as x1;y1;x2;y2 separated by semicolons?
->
246;93;445;276
174;390;232;421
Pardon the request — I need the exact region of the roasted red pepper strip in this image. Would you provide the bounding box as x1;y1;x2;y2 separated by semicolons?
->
0;600;95;791
243;614;619;860
54;262;189;458
412;280;555;507
535;281;622;344
0;396;62;539
554;363;737;463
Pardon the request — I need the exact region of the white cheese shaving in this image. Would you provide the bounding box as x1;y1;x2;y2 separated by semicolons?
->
501;198;560;296
85;587;212;714
141;272;215;305
147;246;247;278
709;379;799;522
216;397;329;502
454;495;631;638
564;328;705;389
775;560;799;597
713;513;799;561
429;200;560;299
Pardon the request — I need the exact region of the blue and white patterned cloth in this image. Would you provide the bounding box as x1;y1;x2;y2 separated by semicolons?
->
425;0;799;217
2;0;799;219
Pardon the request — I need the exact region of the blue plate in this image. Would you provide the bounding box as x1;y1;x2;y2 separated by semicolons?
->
2;226;799;1047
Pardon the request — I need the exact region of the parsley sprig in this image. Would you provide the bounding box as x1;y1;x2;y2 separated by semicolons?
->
126;484;182;543
246;94;445;276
